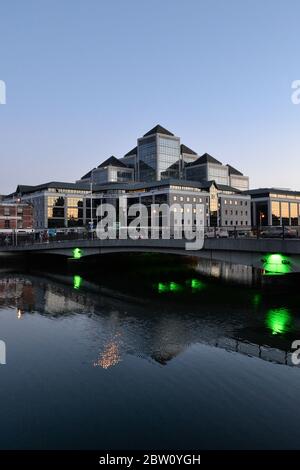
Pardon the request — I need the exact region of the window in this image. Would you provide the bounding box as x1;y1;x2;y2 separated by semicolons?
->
290;202;298;226
5;220;10;228
271;201;280;226
281;202;289;226
173;196;177;201
4;207;10;216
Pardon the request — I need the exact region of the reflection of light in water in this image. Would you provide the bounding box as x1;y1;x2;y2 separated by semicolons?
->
94;335;121;369
73;275;82;290
266;308;292;335
252;293;262;307
17;308;23;319
158;282;169;293
157;279;205;294
189;279;205;291
169;282;182;292
211;264;221;278
263;254;291;275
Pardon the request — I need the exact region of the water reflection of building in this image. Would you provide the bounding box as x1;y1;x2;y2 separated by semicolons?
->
0;273;299;368
0;277;35;310
195;259;255;285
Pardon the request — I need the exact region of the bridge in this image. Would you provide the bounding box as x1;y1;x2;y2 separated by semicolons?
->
2;237;300;274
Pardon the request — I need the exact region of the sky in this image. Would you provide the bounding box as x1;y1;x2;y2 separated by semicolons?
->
0;0;300;194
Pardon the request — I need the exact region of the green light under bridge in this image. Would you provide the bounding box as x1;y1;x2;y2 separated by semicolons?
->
186;279;205;291
157;281;183;293
262;253;291;275
73;275;82;290
157;279;205;294
72;248;82;259
266;308;292;335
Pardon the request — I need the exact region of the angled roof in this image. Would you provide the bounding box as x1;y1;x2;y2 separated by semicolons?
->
143;124;174;137
97;156;127;168
13;181;90;195
180;144;197;155
124;146;137;157
244;188;300;197
186;153;223;167
226;164;243;176
81;169;95;180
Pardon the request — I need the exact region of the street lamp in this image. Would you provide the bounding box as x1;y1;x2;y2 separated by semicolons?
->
15;197;21;246
259;212;265;227
90;168;95;239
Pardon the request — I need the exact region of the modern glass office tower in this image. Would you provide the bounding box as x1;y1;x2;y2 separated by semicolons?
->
137;125;181;181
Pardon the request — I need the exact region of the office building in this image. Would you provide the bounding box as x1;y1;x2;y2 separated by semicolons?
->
80;156;134;185
245;188;300;226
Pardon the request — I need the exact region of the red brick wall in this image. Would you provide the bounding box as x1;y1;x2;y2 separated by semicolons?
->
0;204;33;230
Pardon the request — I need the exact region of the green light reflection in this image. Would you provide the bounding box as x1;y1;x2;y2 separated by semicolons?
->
72;248;82;259
73;275;82;290
252;293;262;307
263;253;291;275
169;282;183;292
265;307;292;335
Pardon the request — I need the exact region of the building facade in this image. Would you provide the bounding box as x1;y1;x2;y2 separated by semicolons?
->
245;188;300;226
0;203;33;231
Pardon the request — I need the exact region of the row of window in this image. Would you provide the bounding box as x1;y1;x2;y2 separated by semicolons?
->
173;195;209;203
1;207;23;215
224;210;248;216
224;220;249;226
224;199;248;206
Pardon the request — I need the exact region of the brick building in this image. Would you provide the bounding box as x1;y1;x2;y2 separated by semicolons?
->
0;203;33;231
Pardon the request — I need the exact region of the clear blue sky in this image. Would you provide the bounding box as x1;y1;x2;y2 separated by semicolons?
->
0;0;299;194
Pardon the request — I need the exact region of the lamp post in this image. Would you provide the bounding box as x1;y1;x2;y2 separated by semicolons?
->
15;198;21;246
259;212;265;227
90;169;94;240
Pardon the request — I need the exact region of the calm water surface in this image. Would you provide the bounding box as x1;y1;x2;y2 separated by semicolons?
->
0;258;300;450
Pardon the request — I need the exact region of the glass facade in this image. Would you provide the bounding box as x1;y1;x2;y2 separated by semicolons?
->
138;136;180;181
230;176;249;191
290;203;298;226
158;137;180;180
138;136;157;181
281;202;289;226
271;201;280;225
207;164;229;185
185;165;207;182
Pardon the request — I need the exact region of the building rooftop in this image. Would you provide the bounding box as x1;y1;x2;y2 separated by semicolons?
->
226;164;244;176
124;146;137;157
143;124;174;137
244;188;300;197
97;156;127;169
14;181;90;196
186;153;223;166
180;144;197;155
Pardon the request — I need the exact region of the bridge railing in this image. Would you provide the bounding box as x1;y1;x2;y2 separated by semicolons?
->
1;225;300;248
